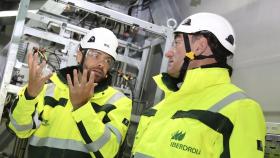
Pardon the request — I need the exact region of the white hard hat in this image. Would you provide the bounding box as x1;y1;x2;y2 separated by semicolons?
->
80;27;118;60
175;12;236;54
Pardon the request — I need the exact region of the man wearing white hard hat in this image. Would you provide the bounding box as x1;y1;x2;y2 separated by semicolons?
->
9;27;132;158
132;13;265;158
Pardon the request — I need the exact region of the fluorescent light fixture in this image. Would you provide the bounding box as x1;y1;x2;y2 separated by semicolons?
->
0;10;38;17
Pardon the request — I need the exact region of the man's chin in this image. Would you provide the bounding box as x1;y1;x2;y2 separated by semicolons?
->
167;71;180;78
167;69;174;76
93;76;106;83
86;74;102;83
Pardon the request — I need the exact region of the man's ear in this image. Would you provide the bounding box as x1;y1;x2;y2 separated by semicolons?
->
197;37;210;56
76;50;83;64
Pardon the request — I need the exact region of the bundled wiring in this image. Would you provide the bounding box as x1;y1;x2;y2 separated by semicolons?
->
32;47;60;72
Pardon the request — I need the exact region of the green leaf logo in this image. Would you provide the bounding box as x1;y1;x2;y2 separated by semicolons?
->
171;131;186;141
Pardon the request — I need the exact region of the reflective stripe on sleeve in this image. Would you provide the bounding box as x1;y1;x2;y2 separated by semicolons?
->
106;92;126;105
29;136;88;153
106;123;122;144
77;121;122;151
85;125;111;152
134;152;154;158
208;92;248;112
9;113;33;131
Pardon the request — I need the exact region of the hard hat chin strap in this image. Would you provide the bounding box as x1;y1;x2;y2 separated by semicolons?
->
176;34;192;82
177;56;190;82
78;45;87;73
178;34;216;81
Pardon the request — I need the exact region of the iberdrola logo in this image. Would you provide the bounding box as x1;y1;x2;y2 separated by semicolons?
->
171;131;186;141
170;130;201;155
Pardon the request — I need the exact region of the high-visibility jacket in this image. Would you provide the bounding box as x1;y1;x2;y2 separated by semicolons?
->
9;66;132;158
132;68;266;158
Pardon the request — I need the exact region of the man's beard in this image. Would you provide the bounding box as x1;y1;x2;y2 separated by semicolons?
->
86;68;106;83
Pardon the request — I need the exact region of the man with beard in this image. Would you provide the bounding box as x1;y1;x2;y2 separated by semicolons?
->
9;27;132;158
132;13;266;158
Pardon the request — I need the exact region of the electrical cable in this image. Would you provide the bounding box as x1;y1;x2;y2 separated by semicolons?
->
77;12;90;25
33;48;59;72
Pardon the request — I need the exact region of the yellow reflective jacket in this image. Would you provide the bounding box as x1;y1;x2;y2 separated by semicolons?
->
9;66;132;158
132;68;266;158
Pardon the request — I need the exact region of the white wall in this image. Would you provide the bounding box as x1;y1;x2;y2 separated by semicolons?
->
228;0;280;122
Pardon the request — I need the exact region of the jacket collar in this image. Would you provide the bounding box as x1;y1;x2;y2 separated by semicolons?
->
155;68;231;95
179;68;231;95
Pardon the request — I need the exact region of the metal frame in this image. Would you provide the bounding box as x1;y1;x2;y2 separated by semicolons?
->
26;12;143;50
265;122;280;157
266;122;280;135
0;0;173;121
154;30;173;105
56;0;169;36
0;0;30;122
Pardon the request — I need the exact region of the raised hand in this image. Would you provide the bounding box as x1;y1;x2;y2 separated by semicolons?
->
67;69;96;110
26;52;53;98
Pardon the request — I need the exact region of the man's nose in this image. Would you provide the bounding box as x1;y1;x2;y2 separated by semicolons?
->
165;49;175;58
96;59;105;68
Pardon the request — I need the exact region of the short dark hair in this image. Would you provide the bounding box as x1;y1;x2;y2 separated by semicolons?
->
194;31;234;76
174;32;181;39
